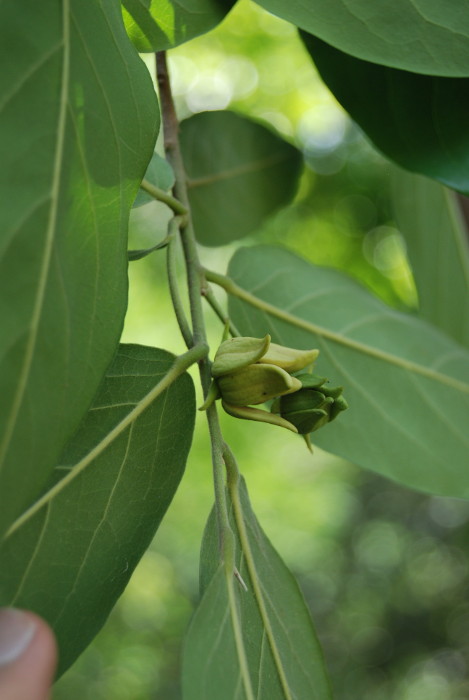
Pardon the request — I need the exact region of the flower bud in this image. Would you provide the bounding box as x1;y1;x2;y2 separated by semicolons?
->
271;373;348;435
203;334;321;432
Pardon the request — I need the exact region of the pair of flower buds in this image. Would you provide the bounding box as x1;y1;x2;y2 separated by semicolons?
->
201;334;347;448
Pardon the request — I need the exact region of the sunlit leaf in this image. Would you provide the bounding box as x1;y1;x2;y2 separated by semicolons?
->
183;478;332;699
0;1;159;537
122;0;236;52
255;0;469;76
228;246;469;498
180;111;303;247
391;170;469;347
302;33;469;195
0;345;195;676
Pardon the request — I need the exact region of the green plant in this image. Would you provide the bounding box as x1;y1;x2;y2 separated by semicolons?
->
1;1;468;697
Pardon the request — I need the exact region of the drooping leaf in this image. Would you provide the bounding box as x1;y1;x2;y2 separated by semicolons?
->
122;0;236;52
133;151;175;207
180;111;303;247
301;33;469;195
183;478;332;699
0;345;195;676
255;0;469;76
0;1;159;537
228;246;469;498
391;169;469;347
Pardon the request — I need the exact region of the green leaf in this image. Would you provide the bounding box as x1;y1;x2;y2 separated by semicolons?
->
255;0;469;76
0;345;195;676
133;151;175;207
227;246;469;498
180;111;303;247
0;1;159;537
183;478;332;700
122;0;236;52
301;33;469;195
391;170;469;347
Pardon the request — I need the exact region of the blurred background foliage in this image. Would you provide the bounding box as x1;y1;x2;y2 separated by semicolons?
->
54;1;469;698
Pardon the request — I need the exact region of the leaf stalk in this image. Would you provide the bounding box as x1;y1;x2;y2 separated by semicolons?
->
139;178;188;215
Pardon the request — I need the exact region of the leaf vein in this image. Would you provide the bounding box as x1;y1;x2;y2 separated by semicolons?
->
0;1;70;475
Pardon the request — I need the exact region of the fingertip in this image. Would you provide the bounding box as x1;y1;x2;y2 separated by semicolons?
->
0;608;57;700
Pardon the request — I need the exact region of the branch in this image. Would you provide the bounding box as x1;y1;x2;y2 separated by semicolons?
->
156;52;207;352
155;52;233;560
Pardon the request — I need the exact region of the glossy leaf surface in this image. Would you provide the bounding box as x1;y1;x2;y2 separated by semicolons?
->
183;478;332;699
302;33;469;195
0;345;195;676
0;1;159;537
391;170;469;347
228;246;469;498
180;111;302;247
122;0;236;52
255;0;469;76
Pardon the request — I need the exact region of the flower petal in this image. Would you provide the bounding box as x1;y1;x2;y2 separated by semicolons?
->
212;335;271;377
260;344;319;372
222;401;298;433
217;364;301;405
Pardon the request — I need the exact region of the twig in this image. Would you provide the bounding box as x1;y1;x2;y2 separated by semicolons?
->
140;178;188;215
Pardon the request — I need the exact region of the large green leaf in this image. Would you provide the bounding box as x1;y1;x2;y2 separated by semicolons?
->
0;1;158;537
0;345;195;676
391;170;469;347
227;246;469;498
301;33;469;195
180;111;303;247
121;0;236;52
255;0;469;77
183;478;332;699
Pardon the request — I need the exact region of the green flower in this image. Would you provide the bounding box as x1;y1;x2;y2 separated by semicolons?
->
201;335;319;432
271;373;348;449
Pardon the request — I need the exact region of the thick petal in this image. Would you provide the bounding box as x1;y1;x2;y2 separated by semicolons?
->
222;402;298;433
260;344;319;372
217;364;302;406
212;335;270;377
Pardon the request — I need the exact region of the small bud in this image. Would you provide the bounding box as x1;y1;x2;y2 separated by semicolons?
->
329;395;349;420
272;373;348;434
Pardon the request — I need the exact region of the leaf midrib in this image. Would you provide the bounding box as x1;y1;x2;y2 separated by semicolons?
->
0;1;71;471
227;271;469;394
230;485;294;700
187;151;294;189
2;345;205;542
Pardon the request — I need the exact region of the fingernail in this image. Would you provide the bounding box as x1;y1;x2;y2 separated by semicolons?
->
0;608;37;666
